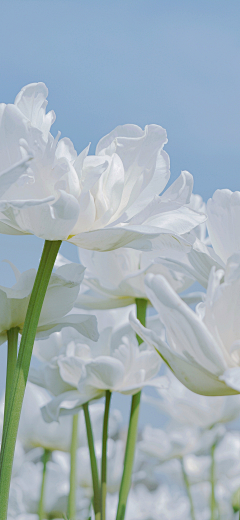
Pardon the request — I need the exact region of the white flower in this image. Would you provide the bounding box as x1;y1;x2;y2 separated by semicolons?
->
130;261;240;395
71;243;195;310
145;369;240;429
29;319;166;422
0;83;205;250
59;438;125;497
139;424;201;461
106;485;190;520
16;382;121;452
159;189;240;290
8;453;90;519
0;261;98;344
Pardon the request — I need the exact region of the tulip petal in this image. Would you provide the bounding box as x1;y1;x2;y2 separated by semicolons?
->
207;189;240;263
41;389;99;422
220;368;240;392
36;314;99;342
130;313;236;396
0;155;33;198
144;274;228;373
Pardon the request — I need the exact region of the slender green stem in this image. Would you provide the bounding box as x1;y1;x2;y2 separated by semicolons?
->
180;458;196;520
38;448;51;520
68;414;79;520
101;390;111;520
210;443;217;520
116;298;147;520
0;239;62;520
4;327;19;426
83;402;101;519
135;298;147;345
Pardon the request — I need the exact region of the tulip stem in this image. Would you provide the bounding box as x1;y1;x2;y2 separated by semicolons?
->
0;239;62;520
101;390;112;520
210;442;217;520
38;448;51;520
116;298;147;520
135;298;147;346
83;402;101;519
68;413;79;520
4;327;19;426
180;458;196;520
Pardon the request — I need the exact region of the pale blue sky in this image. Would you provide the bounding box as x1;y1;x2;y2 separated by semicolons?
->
0;1;240;425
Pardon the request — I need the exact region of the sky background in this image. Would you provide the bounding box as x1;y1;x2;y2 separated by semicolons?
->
0;0;240;426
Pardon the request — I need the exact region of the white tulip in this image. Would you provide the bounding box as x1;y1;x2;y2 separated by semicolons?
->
0;261;98;344
29;320;166;422
0;83;205;250
130;261;240;395
106;485;190;520
139;424;202;462
53;439;125;497
145;369;240;429
17;382;121;452
8;454;90;519
159;189;240;290
71;244;195;310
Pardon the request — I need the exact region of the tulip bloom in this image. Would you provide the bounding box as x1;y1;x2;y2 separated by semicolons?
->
15;383;121;453
159;189;240;289
30;321;167;422
130;260;240;396
148;369;240;429
0;261;98;343
0;83;205;250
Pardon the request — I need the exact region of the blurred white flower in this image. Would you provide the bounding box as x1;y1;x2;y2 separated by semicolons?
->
139;424;201;461
64;438;124;497
130;260;240;395
16;383;121;452
0;83;205;249
106;484;190;520
8;453;89;519
145;369;240;429
0;261;98;344
30;321;166;422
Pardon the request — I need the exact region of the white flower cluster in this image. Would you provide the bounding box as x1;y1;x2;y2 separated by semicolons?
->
5;378;240;519
0;82;240;520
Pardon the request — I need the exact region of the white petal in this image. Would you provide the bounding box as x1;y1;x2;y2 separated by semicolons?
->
14;82;55;139
41;389;99;422
219;368;240;392
36;314;99;342
0;155;33;198
38;264;85;326
207;189;240;263
130;313;236;396
85;357;125;389
144;274;227;374
58;356;84;386
160;171;193;205
69;224;162;251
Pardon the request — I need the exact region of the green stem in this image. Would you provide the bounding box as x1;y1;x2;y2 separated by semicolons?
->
38;448;51;520
4;327;19;426
68;414;78;520
82;402;101;519
116;298;147;520
180;458;196;520
210;443;217;520
135;298;147;345
0;239;62;520
101;390;111;520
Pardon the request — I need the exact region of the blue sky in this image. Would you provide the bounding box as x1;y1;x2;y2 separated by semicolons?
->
0;1;240;424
